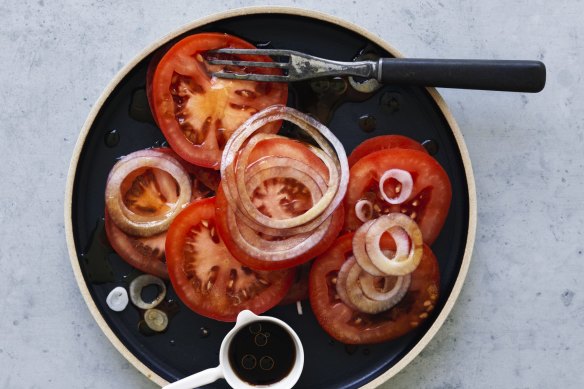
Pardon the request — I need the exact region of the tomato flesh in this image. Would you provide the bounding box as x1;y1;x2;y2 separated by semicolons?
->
120;167;179;217
165;198;294;321
150;33;288;169
309;233;440;344
344;148;451;245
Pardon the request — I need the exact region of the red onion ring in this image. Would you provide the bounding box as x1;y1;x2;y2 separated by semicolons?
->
105;149;191;237
365;213;423;276
379;169;413;205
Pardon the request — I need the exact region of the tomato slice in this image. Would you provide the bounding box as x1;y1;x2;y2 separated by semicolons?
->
309;233;440;344
165;197;295;321
344;148;451;245
104;210;168;279
149;33;288;169
347;135;427;167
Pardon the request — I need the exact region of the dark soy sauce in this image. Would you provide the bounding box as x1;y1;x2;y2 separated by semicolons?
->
228;321;296;386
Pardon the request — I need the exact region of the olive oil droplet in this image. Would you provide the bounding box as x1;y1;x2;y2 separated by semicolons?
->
104;129;120;148
358;114;376;133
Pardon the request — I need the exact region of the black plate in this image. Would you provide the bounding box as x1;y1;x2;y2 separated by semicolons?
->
70;11;471;388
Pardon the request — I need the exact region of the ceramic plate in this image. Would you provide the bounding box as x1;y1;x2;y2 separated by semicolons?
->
65;7;476;388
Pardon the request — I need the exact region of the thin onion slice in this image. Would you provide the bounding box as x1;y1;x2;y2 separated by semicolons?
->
223;200;334;261
379;169;413;205
365;213;423;276
352;220;385;276
144;308;169;332
129;274;166;310
355;199;374;223
105;149;191;237
337;257;410;314
106;286;129;312
335;256;360;311
360;272;411;303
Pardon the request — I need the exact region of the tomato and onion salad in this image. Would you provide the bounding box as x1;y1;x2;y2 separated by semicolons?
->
148;33;288;169
102;31;454;341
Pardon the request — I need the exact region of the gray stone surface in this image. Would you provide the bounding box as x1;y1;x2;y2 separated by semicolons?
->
1;1;582;388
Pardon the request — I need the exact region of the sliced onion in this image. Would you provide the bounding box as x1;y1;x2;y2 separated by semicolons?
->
337;257;410;314
129;274;166;310
106;286;129;312
105;149;192;237
379;169;413;205
352;220;385;276
335;257;360;310
223;201;334;261
355;199;374;223
360;272;411;303
365;213;423;276
144;308;169;332
345;263;410;314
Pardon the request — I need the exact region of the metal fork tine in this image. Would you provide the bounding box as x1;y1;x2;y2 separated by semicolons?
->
205;59;289;69
211;72;290;82
209;48;292;56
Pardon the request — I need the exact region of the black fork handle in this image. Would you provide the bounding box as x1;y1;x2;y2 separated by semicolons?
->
379;59;546;92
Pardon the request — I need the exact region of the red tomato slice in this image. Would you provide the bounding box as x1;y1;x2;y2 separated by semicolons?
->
215;185;344;271
165;197;295;321
104;210;168;279
149;33;288;169
309;233;440;344
347;135;427;167
344;148;451;245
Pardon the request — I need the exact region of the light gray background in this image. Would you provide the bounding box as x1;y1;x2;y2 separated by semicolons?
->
1;0;582;388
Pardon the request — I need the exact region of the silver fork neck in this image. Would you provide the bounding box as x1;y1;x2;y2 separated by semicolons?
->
290;56;377;79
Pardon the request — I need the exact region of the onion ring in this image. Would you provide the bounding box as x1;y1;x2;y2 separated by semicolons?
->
355;199;374;223
105;149;191;237
365;213;423;276
379;169;413;205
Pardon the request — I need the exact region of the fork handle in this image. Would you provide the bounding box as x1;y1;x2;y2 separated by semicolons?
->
379;58;545;92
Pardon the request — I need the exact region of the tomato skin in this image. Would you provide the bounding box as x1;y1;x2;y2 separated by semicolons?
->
150;33;288;169
165;197;295;321
309;233;440;344
104;211;168;279
347;135;427;167
344;148;451;245
215;184;345;271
